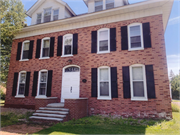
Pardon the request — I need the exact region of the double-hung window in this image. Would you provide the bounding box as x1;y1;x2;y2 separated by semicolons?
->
41;37;50;58
53;9;59;21
37;13;42;24
98;66;111;100
44;8;51;22
37;70;48;97
21;41;30;60
106;0;114;9
128;23;144;51
95;0;103;12
16;71;26;97
98;28;110;53
130;64;147;101
62;34;73;56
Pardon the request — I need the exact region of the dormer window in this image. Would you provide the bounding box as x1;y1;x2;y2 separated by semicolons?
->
37;13;42;24
44;8;51;23
106;0;114;9
95;0;103;12
53;9;59;21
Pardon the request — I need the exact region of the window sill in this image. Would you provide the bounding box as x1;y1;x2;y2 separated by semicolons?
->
61;55;73;57
131;98;148;101
97;97;112;100
128;48;144;51
97;51;110;54
19;59;29;62
39;57;50;60
15;95;25;98
35;96;47;99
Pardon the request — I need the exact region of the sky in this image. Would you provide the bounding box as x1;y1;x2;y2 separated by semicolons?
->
21;0;180;76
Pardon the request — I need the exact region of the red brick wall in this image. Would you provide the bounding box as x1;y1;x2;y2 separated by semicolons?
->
64;99;88;121
5;14;172;119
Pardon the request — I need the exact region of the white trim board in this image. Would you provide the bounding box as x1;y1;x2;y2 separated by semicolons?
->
14;0;173;39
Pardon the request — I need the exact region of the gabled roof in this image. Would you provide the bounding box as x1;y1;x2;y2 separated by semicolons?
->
83;0;129;7
26;0;76;17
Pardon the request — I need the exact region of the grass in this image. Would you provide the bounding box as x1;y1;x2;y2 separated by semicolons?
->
172;100;180;102
35;103;180;135
0;100;5;106
1;111;33;127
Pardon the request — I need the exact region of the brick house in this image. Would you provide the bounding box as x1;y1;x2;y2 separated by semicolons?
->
5;0;174;121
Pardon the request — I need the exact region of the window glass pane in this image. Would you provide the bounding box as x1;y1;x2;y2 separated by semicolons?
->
64;36;72;45
39;83;46;95
20;73;26;83
65;67;79;72
132;67;143;80
54;9;59;15
100;82;109;96
130;25;140;37
23;50;29;59
37;13;42;24
43;48;49;57
99;40;108;51
44;8;51;22
133;81;144;97
40;72;47;83
106;0;114;4
22;42;29;59
95;0;103;6
64;35;72;55
18;84;25;95
24;42;29;50
99;30;108;41
100;68;109;81
43;40;50;48
64;45;71;55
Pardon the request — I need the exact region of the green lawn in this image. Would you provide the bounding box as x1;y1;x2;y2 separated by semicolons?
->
35;106;180;135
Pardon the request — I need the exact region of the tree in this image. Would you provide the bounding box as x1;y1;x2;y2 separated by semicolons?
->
0;0;26;86
169;70;175;81
171;75;180;99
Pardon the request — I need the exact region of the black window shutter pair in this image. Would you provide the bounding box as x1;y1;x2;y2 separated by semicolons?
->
12;72;31;96
57;34;78;56
122;65;156;99
121;22;151;50
91;67;118;98
35;37;55;58
32;70;53;97
16;41;34;60
91;28;116;53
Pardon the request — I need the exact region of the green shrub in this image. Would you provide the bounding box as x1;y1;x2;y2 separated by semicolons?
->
0;88;6;100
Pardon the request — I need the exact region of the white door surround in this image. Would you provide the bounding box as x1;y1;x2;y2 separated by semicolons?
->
61;65;80;102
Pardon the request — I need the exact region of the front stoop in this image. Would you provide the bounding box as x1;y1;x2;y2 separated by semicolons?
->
30;103;69;123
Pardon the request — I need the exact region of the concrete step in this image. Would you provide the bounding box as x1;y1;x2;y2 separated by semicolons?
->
47;103;64;108
36;110;69;115
29;116;63;121
39;107;69;111
33;113;66;118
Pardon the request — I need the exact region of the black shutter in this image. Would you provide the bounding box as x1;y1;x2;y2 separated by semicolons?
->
46;70;53;97
122;66;131;98
73;33;78;55
121;26;128;50
143;22;152;48
111;67;118;98
28;40;34;59
24;72;31;96
145;65;156;98
91;31;97;53
57;36;63;56
12;72;18;96
110;28;116;51
91;68;97;97
32;71;38;96
49;37;55;57
16;42;22;60
35;39;41;58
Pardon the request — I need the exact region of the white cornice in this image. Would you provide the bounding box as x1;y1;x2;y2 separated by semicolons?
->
15;0;174;39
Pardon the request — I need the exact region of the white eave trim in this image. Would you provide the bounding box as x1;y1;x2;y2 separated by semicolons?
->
16;0;173;39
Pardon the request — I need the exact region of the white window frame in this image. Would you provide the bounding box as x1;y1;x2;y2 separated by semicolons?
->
128;23;144;51
61;34;73;57
98;66;111;100
36;13;42;24
15;71;26;98
130;64;148;101
43;7;52;22
97;28;110;54
36;69;48;99
40;37;50;59
53;8;59;21
20;40;30;61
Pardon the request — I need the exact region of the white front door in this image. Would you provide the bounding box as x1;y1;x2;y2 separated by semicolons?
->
61;66;80;102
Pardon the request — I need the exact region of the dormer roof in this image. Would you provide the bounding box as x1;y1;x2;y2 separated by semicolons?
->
26;0;76;17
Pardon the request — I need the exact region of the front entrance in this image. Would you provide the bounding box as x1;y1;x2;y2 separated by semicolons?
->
61;65;80;102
